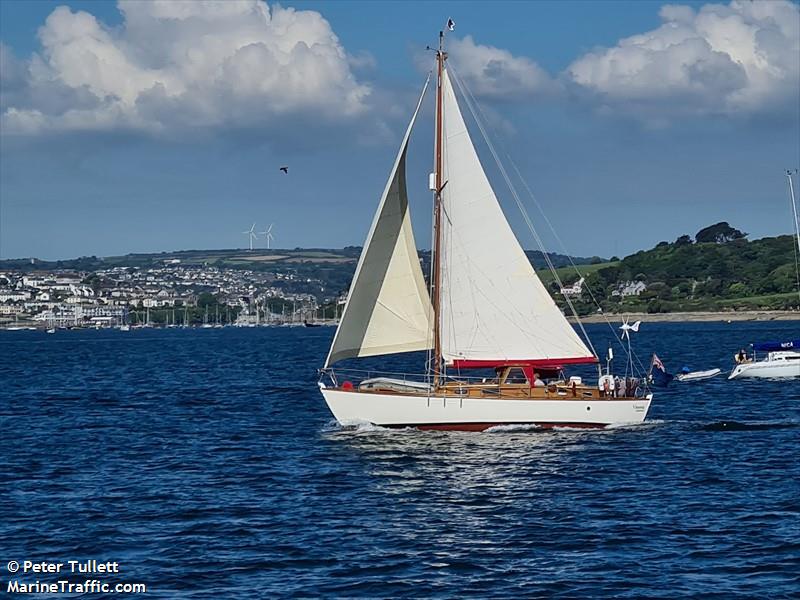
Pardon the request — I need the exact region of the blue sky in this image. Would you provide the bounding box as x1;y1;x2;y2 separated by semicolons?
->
1;0;798;260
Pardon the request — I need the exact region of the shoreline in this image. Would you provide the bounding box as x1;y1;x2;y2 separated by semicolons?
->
570;310;800;324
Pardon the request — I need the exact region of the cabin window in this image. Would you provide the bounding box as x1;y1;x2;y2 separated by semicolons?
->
505;368;529;384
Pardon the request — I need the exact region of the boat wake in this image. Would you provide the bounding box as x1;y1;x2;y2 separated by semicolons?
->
485;424;542;433
322;420;394;434
322;420;671;435
604;419;666;431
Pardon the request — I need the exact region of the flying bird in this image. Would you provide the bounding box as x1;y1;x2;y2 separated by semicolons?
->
279;166;289;174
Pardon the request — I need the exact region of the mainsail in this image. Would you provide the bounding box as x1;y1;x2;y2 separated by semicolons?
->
324;80;433;367
438;68;596;368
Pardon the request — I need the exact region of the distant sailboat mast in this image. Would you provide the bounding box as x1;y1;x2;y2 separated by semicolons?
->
787;169;800;304
787;170;800;255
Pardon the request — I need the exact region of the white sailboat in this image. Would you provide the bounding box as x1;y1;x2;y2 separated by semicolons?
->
729;347;800;379
728;171;800;381
318;28;652;430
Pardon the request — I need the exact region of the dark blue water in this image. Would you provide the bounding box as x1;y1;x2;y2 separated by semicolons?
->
1;321;799;598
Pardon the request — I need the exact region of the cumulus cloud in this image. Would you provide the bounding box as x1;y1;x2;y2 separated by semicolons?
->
566;0;800;119
1;0;371;136
3;0;797;137
446;35;558;100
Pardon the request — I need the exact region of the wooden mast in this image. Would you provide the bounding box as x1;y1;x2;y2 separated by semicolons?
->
432;30;445;388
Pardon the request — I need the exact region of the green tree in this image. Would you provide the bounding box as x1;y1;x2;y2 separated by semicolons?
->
695;222;747;243
197;292;218;307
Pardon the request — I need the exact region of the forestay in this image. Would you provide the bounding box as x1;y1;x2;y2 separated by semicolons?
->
438;68;595;367
325;79;433;367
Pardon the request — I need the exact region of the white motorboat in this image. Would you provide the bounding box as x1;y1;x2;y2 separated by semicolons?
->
729;350;800;380
676;368;721;382
727;174;800;381
317;25;652;430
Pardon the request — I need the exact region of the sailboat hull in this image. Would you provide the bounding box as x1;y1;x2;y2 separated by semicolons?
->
728;361;800;379
319;384;651;430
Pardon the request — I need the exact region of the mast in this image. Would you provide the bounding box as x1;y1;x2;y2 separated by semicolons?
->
431;29;446;387
787;170;800;255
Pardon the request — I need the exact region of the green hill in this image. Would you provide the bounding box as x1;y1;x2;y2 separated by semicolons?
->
2;222;797;313
551;225;799;315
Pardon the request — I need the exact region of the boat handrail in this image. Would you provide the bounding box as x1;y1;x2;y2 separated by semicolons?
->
319;367;628;389
321;367;494;385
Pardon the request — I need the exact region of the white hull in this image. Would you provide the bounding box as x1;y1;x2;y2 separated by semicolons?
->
676;368;721;382
319;384;651;430
728;360;800;379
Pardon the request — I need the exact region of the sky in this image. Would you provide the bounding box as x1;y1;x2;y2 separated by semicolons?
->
1;0;798;261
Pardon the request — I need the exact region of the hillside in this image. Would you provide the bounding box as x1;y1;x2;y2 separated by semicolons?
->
2;224;797;313
552;229;799;315
0;247;602;297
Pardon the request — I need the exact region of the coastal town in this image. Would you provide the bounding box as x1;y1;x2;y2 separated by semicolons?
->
3;226;799;331
0;260;344;330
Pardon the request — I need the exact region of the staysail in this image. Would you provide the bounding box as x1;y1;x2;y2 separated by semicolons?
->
324;79;433;367
438;68;596;368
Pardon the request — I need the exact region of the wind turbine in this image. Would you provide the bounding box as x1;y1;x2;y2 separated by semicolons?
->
619;318;641;342
619;317;641;376
260;223;275;249
242;223;257;251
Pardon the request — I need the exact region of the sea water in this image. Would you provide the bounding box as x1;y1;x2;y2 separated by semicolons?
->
1;321;798;597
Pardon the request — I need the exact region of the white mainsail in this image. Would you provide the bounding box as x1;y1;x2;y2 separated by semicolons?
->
324;80;433;367
438;68;595;366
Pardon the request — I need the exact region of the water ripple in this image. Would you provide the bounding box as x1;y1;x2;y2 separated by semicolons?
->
1;322;799;597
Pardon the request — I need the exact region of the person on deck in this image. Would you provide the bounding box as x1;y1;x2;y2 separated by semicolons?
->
532;373;546;387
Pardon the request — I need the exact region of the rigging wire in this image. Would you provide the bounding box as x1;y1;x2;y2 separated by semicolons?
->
793;223;800;305
507;158;650;377
788;170;800;304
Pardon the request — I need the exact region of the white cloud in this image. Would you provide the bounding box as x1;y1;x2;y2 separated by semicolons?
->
566;0;800;119
1;0;371;136
446;35;558;100
4;1;797;137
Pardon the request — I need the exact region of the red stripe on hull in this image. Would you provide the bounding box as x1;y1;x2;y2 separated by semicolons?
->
387;422;607;432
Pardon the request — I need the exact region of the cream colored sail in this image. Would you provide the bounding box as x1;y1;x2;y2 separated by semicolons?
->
439;68;595;366
325;80;432;367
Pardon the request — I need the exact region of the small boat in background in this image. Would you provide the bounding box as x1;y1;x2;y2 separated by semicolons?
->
46;328;56;334
728;174;800;381
729;340;800;380
676;367;721;382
